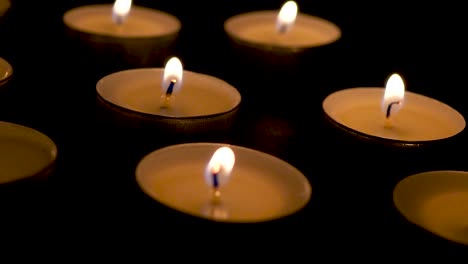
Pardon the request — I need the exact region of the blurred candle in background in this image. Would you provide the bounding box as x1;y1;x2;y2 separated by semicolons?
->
63;0;181;68
224;1;341;56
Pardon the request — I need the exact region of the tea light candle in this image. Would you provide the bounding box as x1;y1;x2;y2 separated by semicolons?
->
0;121;57;184
135;143;312;223
63;1;180;39
393;170;468;246
322;73;466;143
63;0;181;66
96;57;241;134
224;1;341;53
0;57;13;87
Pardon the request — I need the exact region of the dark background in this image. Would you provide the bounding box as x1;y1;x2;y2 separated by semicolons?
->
0;0;466;260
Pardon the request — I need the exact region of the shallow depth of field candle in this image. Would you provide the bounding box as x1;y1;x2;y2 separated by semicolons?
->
0;57;13;87
322;73;465;142
0;121;57;184
393;170;468;246
135;143;312;223
96;57;241;118
224;1;341;51
63;0;180;39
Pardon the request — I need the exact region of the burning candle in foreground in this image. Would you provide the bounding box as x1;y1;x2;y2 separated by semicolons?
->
135;143;312;223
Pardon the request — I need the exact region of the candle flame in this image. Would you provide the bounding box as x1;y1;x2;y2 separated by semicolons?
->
382;73;405;119
112;0;132;25
204;147;235;189
162;57;183;95
276;1;298;34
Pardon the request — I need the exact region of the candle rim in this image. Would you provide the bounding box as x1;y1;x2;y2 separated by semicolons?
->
135;142;312;223
96;68;242;119
0;121;57;184
224;10;341;51
0;57;13;86
63;4;181;39
322;87;466;144
393;170;468;246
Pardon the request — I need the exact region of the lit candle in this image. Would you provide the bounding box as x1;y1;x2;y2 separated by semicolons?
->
393;170;468;246
224;1;341;53
96;57;241;135
63;1;181;66
322;73;466;143
135;143;312;223
0;121;57;184
0;57;13;88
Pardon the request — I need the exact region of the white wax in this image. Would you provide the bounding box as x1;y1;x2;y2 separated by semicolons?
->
224;11;341;49
63;4;180;38
136;143;312;223
0;57;13;84
393;170;468;246
96;68;241;118
322;88;466;142
0;121;57;184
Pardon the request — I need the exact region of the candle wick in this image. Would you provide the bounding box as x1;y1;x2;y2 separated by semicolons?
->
277;24;287;34
211;165;221;200
166;79;176;97
213;172;219;189
112;14;125;26
160;80;176;109
386;101;400;119
202;165;228;220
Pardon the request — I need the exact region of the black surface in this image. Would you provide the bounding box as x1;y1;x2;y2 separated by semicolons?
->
0;0;467;259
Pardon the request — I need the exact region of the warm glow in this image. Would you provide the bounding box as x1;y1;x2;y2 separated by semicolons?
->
276;1;298;33
162;57;183;94
204;147;235;188
112;0;132;24
382;73;405;118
